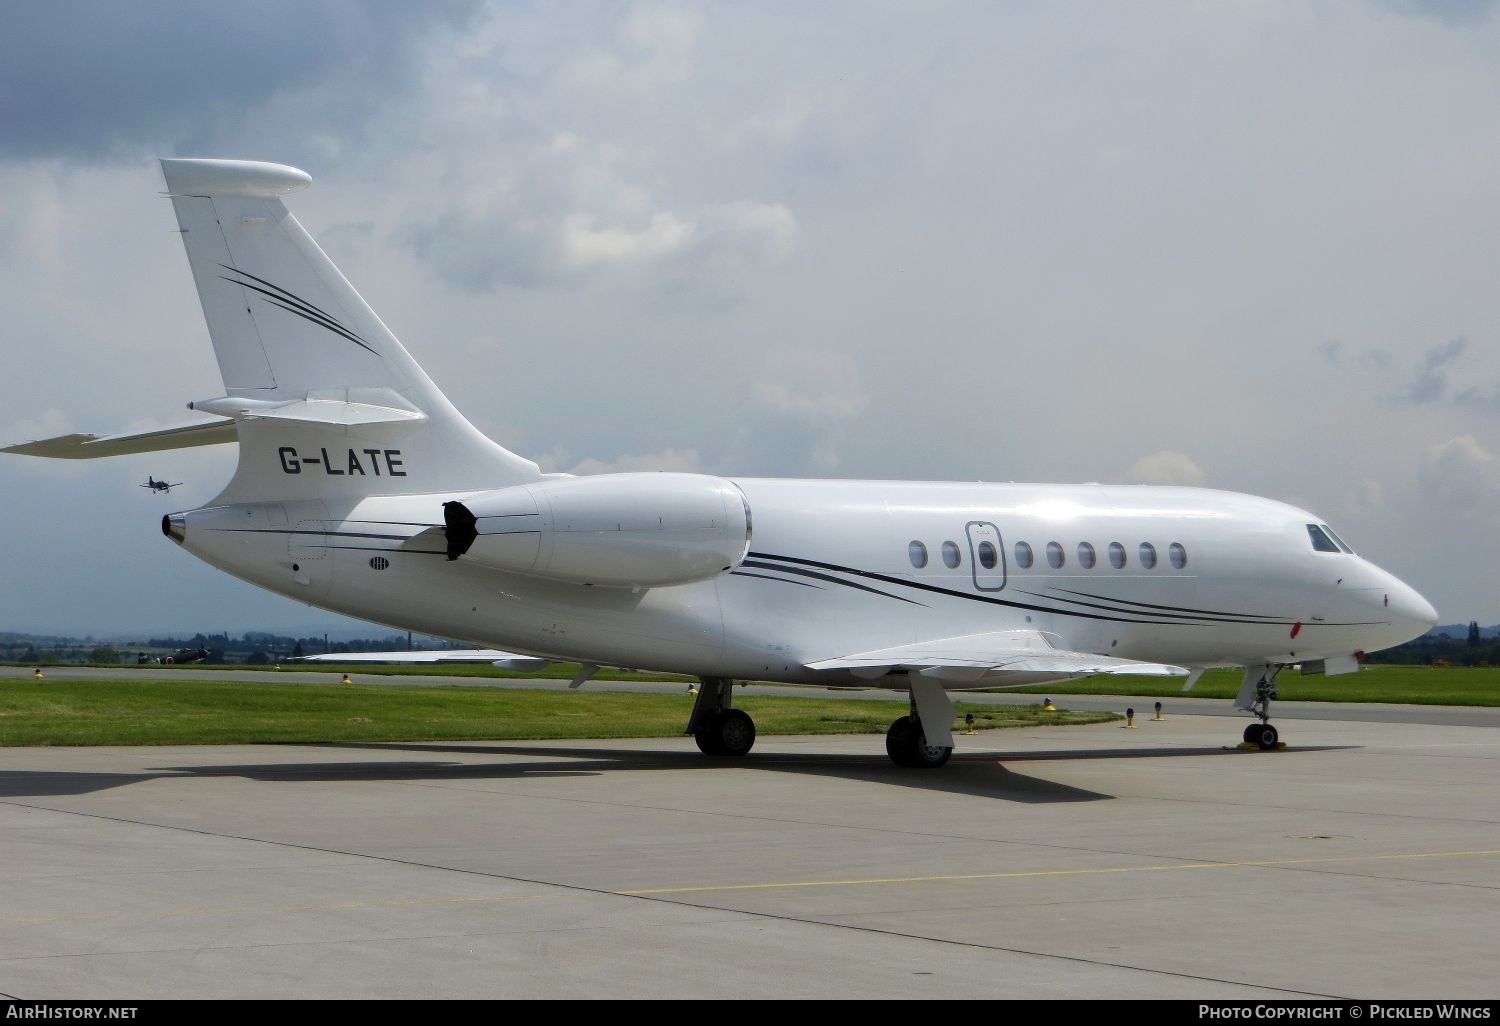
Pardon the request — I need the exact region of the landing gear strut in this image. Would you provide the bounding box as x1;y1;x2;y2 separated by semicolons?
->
1236;664;1283;750
687;676;756;757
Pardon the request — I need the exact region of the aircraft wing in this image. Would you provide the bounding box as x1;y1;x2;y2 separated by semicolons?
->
806;629;1189;685
290;649;551;670
3;419;237;458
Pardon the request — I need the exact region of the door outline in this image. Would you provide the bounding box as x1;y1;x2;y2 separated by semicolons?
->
965;521;1006;591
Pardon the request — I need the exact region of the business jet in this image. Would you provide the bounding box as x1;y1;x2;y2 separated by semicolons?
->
140;476;182;495
2;159;1438;767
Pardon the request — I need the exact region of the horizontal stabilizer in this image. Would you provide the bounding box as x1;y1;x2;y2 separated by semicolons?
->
2;419;237;459
807;629;1189;685
190;391;426;426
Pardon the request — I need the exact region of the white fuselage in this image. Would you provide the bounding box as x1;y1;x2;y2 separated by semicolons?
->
168;477;1435;689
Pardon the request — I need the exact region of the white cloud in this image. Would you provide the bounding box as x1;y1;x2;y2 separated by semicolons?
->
1417;435;1498;515
567;447;704;476
1129;451;1207;487
560;210;696;269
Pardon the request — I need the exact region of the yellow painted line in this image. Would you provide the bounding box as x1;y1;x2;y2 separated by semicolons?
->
617;848;1500;896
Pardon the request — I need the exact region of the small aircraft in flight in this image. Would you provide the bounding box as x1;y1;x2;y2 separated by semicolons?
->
140;477;182;495
2;158;1440;769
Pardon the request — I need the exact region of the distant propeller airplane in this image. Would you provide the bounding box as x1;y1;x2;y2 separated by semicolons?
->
140;477;182;495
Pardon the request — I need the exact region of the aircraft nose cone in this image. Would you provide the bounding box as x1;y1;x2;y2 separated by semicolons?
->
1387;577;1438;640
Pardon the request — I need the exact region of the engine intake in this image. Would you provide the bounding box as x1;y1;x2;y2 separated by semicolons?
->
443;473;751;588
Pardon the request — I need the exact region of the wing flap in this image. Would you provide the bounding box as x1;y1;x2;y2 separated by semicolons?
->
807;629;1189;684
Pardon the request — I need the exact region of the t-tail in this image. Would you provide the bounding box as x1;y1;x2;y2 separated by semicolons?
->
162;158;541;503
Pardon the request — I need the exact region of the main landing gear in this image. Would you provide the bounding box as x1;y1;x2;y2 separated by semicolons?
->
885;676;956;768
1236;664;1284;750
684;674;960;768
885;714;952;768
687;677;756;756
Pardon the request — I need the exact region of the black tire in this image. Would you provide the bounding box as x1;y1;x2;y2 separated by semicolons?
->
695;709;755;757
1254;723;1280;750
693;721;724;755
885;716;951;768
1243;722;1262;744
716;709;756;756
886;716;917;767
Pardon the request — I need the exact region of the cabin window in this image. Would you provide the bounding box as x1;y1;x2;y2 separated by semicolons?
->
1108;542;1126;569
942;540;962;568
1169;542;1187;569
908;540;928;568
1014;541;1034;569
1046;541;1065;569
1077;542;1096;569
1307;524;1340;553
1139;542;1158;569
977;540;998;569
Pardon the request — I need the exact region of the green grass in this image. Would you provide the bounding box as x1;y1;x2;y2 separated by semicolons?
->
1008;664;1500;706
0;678;1116;747
4;664;1493;747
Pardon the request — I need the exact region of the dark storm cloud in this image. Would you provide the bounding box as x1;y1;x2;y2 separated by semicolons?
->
0;1;481;161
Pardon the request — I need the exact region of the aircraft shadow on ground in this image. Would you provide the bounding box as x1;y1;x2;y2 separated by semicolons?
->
0;740;1350;803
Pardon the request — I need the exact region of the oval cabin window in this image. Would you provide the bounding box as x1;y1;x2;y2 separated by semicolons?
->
908;541;928;569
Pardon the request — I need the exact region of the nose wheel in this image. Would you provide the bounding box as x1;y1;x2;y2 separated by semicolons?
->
1243;721;1279;750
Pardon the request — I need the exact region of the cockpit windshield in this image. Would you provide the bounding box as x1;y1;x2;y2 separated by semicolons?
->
1307;523;1355;554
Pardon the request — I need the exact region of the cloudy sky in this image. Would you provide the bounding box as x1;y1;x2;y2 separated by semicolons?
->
2;0;1498;638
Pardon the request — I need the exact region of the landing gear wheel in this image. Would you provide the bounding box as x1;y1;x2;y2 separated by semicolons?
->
1243;722;1262;744
1251;723;1279;750
694;709;756;757
886;716;917;767
885;715;952;769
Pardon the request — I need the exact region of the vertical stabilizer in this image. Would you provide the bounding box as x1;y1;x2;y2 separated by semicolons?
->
160;158;540;500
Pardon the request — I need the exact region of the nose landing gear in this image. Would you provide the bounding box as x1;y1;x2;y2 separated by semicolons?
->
1236;664;1284;750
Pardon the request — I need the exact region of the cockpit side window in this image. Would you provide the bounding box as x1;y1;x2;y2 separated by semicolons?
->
1307;524;1340;553
1321;524;1355;554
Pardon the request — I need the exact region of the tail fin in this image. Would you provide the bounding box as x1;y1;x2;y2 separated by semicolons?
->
160;158;539;500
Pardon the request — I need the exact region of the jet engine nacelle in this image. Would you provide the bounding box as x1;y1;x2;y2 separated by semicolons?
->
442;472;752;588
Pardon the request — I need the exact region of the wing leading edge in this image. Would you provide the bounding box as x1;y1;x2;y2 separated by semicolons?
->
290;650;551;670
806;629;1190;685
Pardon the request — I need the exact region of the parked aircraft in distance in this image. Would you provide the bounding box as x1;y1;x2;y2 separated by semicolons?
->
140;477;182;495
2;159;1439;767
